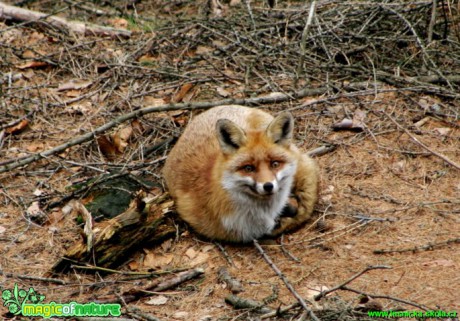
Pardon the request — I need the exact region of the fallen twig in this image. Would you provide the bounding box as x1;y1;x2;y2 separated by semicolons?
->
314;265;392;301
112;268;204;304
0;270;65;284
295;0;316;87
0;2;131;38
218;266;244;293
215;242;235;267
307;144;337;158
225;294;272;313
374;237;460;254
341;286;430;311
382;110;460;170
260;302;300;319
126;307;162;321
253;239;320;321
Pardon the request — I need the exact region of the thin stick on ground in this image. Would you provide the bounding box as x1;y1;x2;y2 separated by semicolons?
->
341;286;430;311
374;237;460;254
314;265;392;301
382;109;460;170
253;239;320;321
0;270;66;285
295;0;316;87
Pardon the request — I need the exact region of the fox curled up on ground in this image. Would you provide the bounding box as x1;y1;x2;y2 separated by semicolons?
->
162;105;319;242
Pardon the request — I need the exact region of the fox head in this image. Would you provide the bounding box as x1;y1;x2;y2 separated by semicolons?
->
216;112;297;200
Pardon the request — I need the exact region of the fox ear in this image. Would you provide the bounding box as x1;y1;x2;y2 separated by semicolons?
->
216;119;247;154
266;112;294;146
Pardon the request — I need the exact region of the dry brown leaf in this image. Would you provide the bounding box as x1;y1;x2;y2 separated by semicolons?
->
433;127;451;136
57;79;93;91
301;97;321;107
26;142;46;153
91;92;109;104
182;86;197;102
22;50;36;59
97;135;118;160
0;225;6;234
16;61;48;69
138;54;157;64
46;210;65;227
352;109;366;127
112;126;133;153
27;201;44;219
21;69;35;80
304;285;329;300
146;295;168;306
66;102;91;115
413;116;431;127
143;252;174;269
64;89;82;98
169;110;189;126
212;39;227;48
172;311;189;320
172;83;194;103
161;239;173;252
418;96;441;111
5;119;29;135
143;96;166;107
185;247;198;259
202;245;215;253
131;119;145;136
216;87;230;97
332;109;366;131
108;18;128;29
190;252;209;267
391;160;406;174
0;28;22;44
195;45;214;55
28;31;45;43
128;261;139;270
321;185;335;203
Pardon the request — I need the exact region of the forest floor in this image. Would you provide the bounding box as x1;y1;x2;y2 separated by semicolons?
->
0;1;459;320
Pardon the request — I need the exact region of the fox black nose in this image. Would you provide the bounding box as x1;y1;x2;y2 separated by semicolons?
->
263;182;274;193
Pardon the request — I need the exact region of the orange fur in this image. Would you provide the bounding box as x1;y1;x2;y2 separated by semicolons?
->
162;105;319;242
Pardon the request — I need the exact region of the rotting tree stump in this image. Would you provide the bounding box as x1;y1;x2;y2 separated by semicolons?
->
51;191;179;274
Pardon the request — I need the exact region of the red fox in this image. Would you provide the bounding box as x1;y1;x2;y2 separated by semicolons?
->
162;105;318;242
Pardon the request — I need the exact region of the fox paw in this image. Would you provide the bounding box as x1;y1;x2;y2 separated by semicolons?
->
270;205;312;237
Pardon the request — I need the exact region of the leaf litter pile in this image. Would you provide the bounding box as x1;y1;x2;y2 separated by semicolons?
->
1;0;459;320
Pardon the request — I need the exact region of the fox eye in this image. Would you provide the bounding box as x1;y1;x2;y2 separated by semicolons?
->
271;161;281;168
242;165;255;173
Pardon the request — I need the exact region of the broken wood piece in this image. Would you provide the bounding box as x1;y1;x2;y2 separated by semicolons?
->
218;266;244;293
225;294;272;314
51;191;178;273
0;3;131;38
99;268;204;304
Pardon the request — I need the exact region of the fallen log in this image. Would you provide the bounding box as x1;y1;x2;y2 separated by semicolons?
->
51;191;179;274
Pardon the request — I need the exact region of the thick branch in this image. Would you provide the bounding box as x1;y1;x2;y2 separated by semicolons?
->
0;2;131;38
